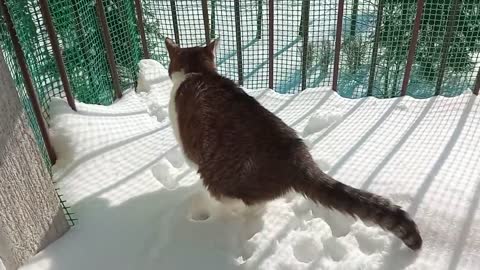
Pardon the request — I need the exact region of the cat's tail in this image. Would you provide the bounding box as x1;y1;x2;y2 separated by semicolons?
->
293;169;422;250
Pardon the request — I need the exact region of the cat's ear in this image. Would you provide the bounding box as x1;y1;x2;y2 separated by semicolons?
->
165;37;179;58
205;38;220;56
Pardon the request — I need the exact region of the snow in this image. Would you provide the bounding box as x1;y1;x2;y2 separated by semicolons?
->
20;59;480;270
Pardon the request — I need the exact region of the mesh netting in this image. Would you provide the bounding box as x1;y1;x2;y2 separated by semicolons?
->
0;9;76;225
2;0;479;104
2;0;143;110
0;0;143;225
0;19;51;169
2;0;480;151
103;0;142;89
4;0;65;117
140;0;480;97
141;0;206;68
337;0;480;98
48;0;114;105
408;0;480;98
274;0;338;94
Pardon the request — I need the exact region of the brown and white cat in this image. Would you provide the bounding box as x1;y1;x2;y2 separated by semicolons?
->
164;37;422;250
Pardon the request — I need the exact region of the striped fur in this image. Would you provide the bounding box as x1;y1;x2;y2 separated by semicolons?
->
164;37;422;251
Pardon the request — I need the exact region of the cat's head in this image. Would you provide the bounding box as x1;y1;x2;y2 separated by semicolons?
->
164;38;219;78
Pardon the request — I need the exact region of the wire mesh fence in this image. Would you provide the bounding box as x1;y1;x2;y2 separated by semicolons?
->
138;0;480;97
2;0;479;111
1;0;480;194
0;0;76;225
409;0;480;98
0;19;51;170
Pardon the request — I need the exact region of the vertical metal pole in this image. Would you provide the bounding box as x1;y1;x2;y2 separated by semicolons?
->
256;0;263;39
367;0;384;96
401;0;425;96
268;0;273;89
300;0;310;90
0;0;57;163
474;67;480;95
170;0;180;45
234;0;243;85
95;0;122;100
38;0;76;111
211;0;216;38
134;0;150;59
201;0;210;44
350;0;359;38
298;0;305;36
435;0;462;96
71;0;95;92
332;0;345;92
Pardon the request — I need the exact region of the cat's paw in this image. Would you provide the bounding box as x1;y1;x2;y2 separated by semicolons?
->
151;159;179;190
217;197;248;216
187;190;215;222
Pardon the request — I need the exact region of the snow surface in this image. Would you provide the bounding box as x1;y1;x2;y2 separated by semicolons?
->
20;59;480;270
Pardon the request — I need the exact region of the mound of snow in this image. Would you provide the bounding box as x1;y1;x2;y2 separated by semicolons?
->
136;59;169;93
303;109;343;137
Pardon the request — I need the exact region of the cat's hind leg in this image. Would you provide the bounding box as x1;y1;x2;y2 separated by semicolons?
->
244;202;267;217
188;189;215;222
216;196;249;216
216;196;267;217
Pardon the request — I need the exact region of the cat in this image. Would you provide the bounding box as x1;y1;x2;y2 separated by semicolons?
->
164;37;422;250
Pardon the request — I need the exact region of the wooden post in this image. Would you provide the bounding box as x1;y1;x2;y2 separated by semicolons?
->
211;0;216;38
170;0;180;44
401;0;425;96
95;0;123;100
300;0;311;90
268;0;274;89
435;0;462;95
332;0;345;92
38;0;76;111
234;0;244;85
201;0;210;44
473;67;480;95
367;0;384;96
256;0;263;39
134;0;150;58
350;0;359;38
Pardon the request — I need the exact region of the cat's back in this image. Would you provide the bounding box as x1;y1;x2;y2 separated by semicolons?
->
175;72;299;149
175;72;247;103
175;73;258;117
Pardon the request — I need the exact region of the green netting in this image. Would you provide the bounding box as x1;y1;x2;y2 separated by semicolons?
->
103;0;142;89
48;0;114;105
142;1;206;66
2;0;479;104
408;0;480;98
274;0;338;94
139;0;478;97
4;0;65;117
1;0;143;129
0;4;76;225
336;0;480;98
0;0;143;225
48;0;142;104
0;19;51;170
